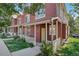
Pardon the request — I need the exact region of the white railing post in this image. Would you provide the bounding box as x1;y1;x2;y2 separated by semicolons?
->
45;22;48;43
53;20;58;53
34;25;36;46
18;26;19;36
51;19;54;43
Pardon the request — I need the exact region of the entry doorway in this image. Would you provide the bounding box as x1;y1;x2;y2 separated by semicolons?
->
41;28;46;42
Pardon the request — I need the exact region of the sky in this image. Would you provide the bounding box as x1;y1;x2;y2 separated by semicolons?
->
65;3;73;13
65;3;79;19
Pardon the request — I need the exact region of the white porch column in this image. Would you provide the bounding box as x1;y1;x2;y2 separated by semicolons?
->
12;27;14;33
22;26;23;37
3;27;5;33
6;27;8;33
8;27;9;33
53;20;58;53
66;25;67;39
61;23;62;40
18;26;19;36
34;25;36;46
11;27;13;33
9;27;11;32
24;26;28;42
51;20;54;43
19;27;21;37
51;19;55;54
23;26;26;37
25;26;27;36
10;27;12;32
45;22;48;43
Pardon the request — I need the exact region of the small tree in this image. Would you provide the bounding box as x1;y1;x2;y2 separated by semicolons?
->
40;41;53;56
67;13;76;35
75;17;79;34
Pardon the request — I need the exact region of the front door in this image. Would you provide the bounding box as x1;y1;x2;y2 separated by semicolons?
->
41;28;46;42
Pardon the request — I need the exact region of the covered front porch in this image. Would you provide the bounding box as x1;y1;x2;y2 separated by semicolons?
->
7;17;68;47
24;17;68;46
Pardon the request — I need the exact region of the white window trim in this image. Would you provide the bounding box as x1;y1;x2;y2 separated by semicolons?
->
35;8;45;20
25;14;30;23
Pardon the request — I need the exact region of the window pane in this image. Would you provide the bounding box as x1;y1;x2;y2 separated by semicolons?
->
35;8;45;19
26;14;30;23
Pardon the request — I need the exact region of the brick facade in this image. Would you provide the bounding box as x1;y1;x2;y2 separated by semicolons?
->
9;3;69;44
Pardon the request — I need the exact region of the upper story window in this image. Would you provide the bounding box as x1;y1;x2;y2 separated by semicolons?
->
25;14;30;23
35;8;45;19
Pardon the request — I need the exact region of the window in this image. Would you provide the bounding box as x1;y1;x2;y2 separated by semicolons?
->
53;25;56;35
25;14;30;23
49;25;56;35
35;8;45;19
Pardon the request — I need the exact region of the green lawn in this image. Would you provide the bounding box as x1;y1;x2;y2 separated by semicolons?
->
58;37;79;56
4;39;34;52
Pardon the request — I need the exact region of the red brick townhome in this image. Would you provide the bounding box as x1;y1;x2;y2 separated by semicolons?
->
8;3;69;46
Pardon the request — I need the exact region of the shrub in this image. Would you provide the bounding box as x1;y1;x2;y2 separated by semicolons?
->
13;35;20;40
40;41;53;56
0;33;7;38
19;37;26;42
28;43;34;47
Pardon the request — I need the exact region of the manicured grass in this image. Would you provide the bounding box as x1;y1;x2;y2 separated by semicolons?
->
68;37;79;43
58;37;79;56
4;39;34;52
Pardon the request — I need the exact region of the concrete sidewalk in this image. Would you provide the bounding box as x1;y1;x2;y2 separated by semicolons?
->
0;39;11;56
0;38;41;56
11;46;41;56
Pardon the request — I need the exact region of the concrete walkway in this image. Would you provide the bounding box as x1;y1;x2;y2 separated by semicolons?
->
11;46;41;56
0;38;41;56
0;39;11;56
